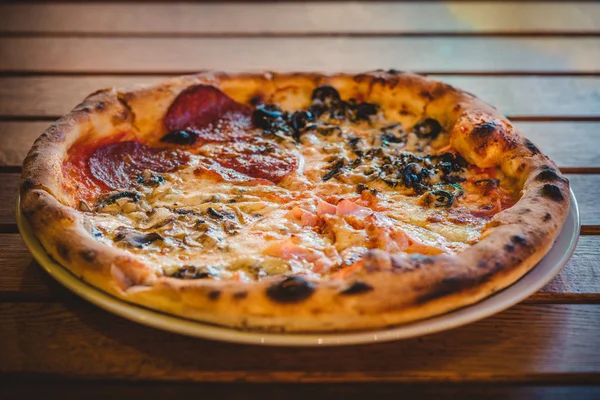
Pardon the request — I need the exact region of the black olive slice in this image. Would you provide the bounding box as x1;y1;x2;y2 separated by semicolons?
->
422;190;454;208
308;103;328;119
97;190;141;207
290;110;313;141
401;162;428;188
433;183;464;197
354;102;378;121
252;104;283;130
311;85;341;106
160;129;198;145
413;118;443;139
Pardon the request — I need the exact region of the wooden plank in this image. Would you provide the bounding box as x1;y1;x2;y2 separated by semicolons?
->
1;233;599;303
536;236;600;301
1;174;598;226
1;301;599;383
1;3;598;34
0;174;19;227
2;76;600;119
517;122;600;169
437;76;600;118
0;38;599;73
4;383;600;400
3;121;599;170
569;174;600;226
0;122;49;167
0;234;59;301
0;76;161;118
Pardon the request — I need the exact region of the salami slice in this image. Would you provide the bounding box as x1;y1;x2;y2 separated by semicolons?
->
89;141;189;189
164;85;251;132
202;142;298;184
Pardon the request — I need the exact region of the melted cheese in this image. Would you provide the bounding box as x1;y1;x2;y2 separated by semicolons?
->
84;111;519;281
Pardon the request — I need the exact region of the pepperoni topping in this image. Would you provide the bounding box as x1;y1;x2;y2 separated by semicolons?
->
202;142;297;184
89;141;189;190
164;85;251;132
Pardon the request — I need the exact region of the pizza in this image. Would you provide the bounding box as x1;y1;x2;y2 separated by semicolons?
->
20;71;570;332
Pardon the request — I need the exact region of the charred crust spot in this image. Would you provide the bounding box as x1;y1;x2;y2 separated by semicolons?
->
524;138;540;154
417;262;504;305
472;121;498;138
416;275;474;304
266;276;315;304
511;235;526;244
208;290;221;300
431;83;454;98
477;260;487;269
79;249;97;262
541;184;565;202
543;213;552;222
353;74;370;83
504;243;515;252
340;281;374;295
371;76;386;86
517;163;527;173
419;90;433;101
21;178;35;194
249;94;263;106
95;101;106;111
56;243;70;262
470;120;518;155
233;291;248;300
535;166;568;184
86;88;110;99
410;254;435;268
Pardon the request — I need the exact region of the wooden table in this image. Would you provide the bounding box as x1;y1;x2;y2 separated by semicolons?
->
1;2;600;398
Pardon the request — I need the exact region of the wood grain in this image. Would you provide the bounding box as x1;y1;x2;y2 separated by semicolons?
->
2;173;597;226
0;122;50;167
1;301;599;383
1;2;598;35
1;76;600;118
3;121;599;169
536;236;600;301
569;174;600;226
0;174;19;228
0;37;598;73
4;383;600;400
1;233;599;303
0;234;59;301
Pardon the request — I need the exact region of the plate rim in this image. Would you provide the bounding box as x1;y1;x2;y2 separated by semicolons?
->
16;190;580;347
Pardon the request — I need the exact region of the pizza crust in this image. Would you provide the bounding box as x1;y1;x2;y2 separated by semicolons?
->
21;71;570;332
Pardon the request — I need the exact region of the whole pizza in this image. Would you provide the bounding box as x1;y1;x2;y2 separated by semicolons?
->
20;71;569;332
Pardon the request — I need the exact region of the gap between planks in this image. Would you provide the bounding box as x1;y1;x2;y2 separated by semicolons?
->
2;32;600;39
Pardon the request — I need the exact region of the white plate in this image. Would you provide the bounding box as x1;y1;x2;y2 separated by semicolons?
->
17;191;580;346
